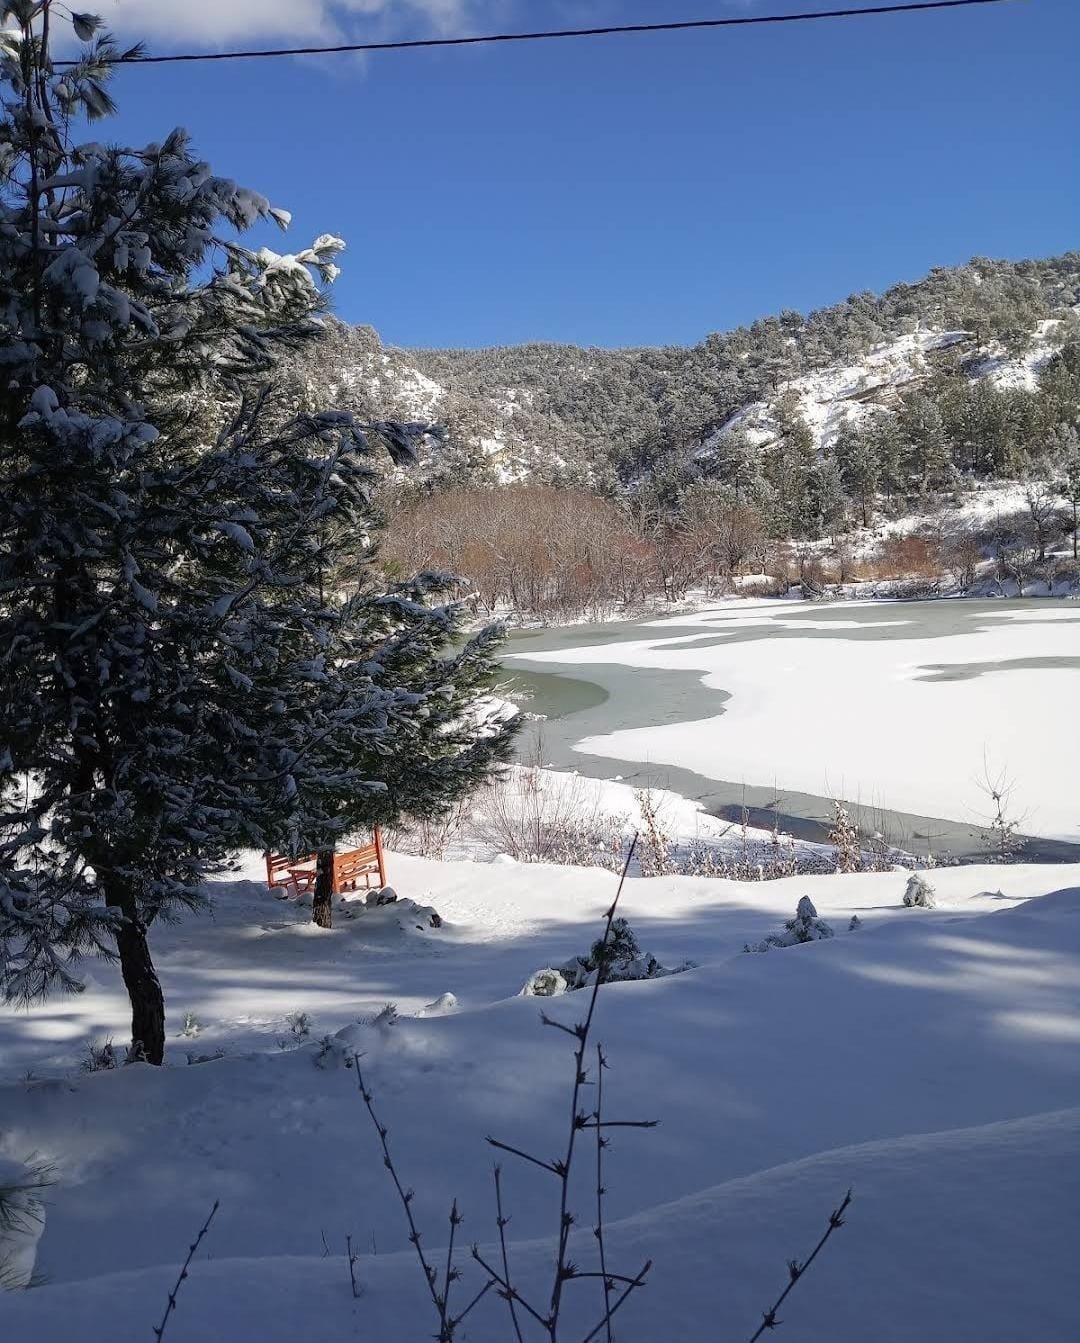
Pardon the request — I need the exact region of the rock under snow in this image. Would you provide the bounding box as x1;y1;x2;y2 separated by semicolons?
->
521;917;690;995
903;873;937;908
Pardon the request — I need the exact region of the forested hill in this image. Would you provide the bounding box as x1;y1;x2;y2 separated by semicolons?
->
286;252;1080;533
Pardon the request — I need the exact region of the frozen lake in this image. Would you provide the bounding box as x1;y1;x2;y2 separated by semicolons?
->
502;598;1080;862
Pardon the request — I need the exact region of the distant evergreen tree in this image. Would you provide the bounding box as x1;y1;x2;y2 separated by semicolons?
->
764;399;817;535
1054;429;1080;559
833;418;880;527
700;427;762;502
898;392;956;494
808;458;847;537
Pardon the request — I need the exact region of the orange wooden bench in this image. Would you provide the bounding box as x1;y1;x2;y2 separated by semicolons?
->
265;852;318;896
265;828;386;897
332;829;387;893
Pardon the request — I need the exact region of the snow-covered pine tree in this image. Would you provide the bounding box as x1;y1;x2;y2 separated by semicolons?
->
0;5;516;1058
247;533;519;929
833;417;880;528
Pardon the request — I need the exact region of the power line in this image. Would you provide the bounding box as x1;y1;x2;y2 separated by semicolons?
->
57;1;1024;67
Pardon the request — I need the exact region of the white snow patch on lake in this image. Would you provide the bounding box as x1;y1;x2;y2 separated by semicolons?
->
508;599;1080;843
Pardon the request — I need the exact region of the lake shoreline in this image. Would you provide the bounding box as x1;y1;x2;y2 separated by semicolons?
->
501;596;1080;866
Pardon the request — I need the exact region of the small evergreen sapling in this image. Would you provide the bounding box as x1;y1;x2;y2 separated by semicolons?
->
745;895;836;952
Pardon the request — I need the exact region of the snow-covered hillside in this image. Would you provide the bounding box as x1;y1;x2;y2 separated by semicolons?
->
2;849;1078;1340
285;255;1080;491
707;314;1075;454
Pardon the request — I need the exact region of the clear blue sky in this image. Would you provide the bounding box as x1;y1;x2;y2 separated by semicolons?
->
101;1;1078;349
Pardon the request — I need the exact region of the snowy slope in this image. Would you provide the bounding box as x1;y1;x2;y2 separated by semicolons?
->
2;853;1079;1340
707;314;1075;454
2;1107;1076;1342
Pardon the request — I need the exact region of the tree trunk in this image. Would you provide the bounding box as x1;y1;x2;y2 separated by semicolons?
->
103;879;166;1065
311;849;335;929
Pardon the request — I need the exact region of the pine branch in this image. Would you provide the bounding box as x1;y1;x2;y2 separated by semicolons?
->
151;1200;219;1342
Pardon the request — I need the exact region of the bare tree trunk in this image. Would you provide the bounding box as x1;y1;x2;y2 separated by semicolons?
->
311;849;335;929
103;878;165;1065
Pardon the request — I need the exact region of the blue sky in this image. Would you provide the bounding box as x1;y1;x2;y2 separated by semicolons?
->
99;1;1078;349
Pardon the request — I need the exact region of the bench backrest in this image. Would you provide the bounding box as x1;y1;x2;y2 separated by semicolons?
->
265;829;385;892
265;852;316;887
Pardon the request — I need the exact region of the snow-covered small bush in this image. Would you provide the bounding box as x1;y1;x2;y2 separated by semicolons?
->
288;1011;312;1041
81;1039;118;1072
314;1004;399;1069
744;896;836;952
180;1011;201;1039
0;1160;48;1290
417;992;457;1017
903;873;937;908
521;918;691;995
185;1049;226;1066
848;914;862;931
522;967;570;998
368;1003;399;1030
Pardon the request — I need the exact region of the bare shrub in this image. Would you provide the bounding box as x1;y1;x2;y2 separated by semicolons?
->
472;765;622;868
384;796;473;859
942;528;984;592
828;800;861;873
635;788;674;876
875;534;940;580
381;484;661;621
977;760;1027;863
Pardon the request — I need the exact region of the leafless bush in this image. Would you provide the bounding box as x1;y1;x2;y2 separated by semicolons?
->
472;764;623;869
635;788;674;876
384;796;474;859
382;484;660;621
828;800;861;874
941;528;984;593
976;760;1027;863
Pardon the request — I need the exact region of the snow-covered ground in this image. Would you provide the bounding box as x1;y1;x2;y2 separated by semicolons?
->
508;598;1080;844
2;849;1079;1340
